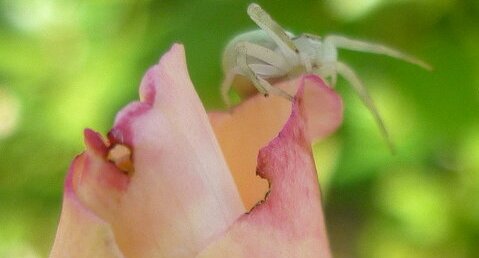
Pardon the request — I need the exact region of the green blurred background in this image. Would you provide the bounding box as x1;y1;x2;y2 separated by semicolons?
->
0;0;478;257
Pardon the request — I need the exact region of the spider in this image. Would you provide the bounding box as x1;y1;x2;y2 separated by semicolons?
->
221;3;431;150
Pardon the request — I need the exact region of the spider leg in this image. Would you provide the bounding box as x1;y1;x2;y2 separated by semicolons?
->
236;43;293;101
299;52;313;72
325;35;432;70
247;3;299;61
336;61;395;153
236;41;290;71
297;33;322;41
315;65;338;87
330;69;337;87
221;69;237;106
249;64;285;78
221;41;290;105
221;64;286;106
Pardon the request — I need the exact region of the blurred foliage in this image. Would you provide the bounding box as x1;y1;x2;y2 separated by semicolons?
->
0;0;478;257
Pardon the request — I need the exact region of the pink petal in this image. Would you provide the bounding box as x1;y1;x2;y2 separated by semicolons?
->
49;154;124;258
199;76;340;257
51;42;342;257
209;76;343;209
51;44;245;257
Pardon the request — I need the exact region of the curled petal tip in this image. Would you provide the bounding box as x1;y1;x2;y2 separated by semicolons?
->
84;128;108;156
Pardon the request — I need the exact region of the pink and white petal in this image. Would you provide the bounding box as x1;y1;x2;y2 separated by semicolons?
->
209;76;343;210
49;155;124;258
198;76;338;258
63;44;245;258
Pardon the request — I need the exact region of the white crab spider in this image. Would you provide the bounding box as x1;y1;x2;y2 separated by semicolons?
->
221;3;431;150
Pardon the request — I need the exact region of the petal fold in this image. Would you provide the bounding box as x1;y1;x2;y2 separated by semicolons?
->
49;156;124;258
210;76;342;209
51;44;245;258
199;76;338;258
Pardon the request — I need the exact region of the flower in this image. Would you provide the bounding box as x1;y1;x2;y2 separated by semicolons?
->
49;44;343;258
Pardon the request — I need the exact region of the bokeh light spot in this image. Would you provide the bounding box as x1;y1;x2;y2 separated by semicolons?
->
0;88;21;140
377;168;451;245
325;0;382;21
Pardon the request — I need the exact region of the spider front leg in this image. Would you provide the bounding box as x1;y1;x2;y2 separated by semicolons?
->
247;3;299;61
324;35;432;70
335;61;395;152
235;42;293;101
